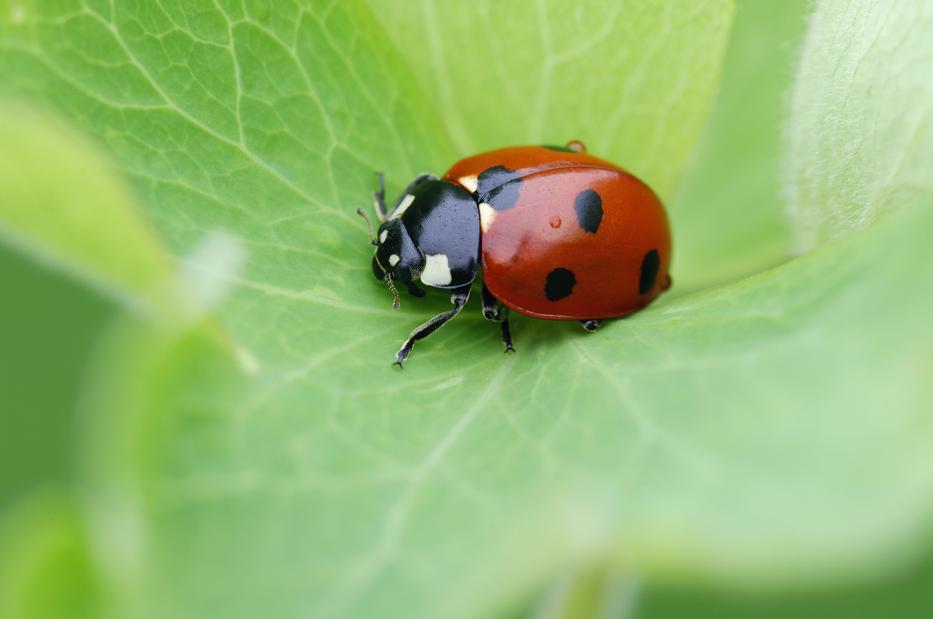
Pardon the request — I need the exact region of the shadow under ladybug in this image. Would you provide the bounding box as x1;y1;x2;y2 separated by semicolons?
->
359;142;672;367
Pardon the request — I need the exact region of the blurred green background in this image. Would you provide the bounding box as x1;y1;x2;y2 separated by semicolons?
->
2;0;932;617
0;244;108;619
0;243;111;510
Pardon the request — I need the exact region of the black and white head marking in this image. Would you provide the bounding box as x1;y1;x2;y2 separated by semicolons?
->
373;218;425;286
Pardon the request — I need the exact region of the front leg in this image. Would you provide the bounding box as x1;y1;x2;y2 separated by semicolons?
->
481;284;514;352
404;281;426;298
373;173;439;222
394;285;471;367
372;172;388;221
387;173;438;218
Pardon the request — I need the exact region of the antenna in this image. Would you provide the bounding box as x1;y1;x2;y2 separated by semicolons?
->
356;208;377;245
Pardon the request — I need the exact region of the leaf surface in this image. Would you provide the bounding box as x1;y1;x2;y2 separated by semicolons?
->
0;103;174;313
786;0;933;249
2;2;933;619
670;0;811;288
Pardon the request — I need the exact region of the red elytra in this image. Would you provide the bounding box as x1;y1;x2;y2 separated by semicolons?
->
443;145;672;320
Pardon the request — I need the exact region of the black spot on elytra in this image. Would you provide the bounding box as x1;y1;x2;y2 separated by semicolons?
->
639;249;661;294
545;268;576;301
477;165;522;211
541;144;575;152
573;189;603;233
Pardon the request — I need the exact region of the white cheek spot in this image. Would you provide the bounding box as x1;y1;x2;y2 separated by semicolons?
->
388;254;400;267
391;194;416;219
420;253;453;287
479;202;496;233
458;174;479;194
379;229;388;244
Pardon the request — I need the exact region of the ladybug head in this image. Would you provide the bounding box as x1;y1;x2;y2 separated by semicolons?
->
362;216;424;309
373;218;424;280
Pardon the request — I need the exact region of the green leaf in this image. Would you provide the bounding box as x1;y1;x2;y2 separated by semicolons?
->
0;103;176;314
670;0;812;289
3;1;933;619
0;493;103;619
368;0;734;198
0;239;113;512
786;0;933;249
82;201;933;619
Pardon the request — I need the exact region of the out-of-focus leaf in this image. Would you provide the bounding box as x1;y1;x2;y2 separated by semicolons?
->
0;241;112;510
786;0;933;249
0;494;103;619
0;104;175;314
671;0;811;289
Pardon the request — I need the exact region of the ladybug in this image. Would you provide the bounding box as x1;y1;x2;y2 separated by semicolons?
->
359;141;672;366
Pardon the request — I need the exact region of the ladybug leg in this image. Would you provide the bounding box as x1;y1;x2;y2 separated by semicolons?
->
481;284;515;353
580;319;601;332
499;310;514;353
394;285;471;367
385;173;439;219
374;173;437;221
404;281;426;298
480;283;502;320
373;172;388;221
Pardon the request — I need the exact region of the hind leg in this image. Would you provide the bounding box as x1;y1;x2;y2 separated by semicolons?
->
481;284;514;352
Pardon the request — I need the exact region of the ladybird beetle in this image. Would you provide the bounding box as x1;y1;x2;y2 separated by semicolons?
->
359;141;672;366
